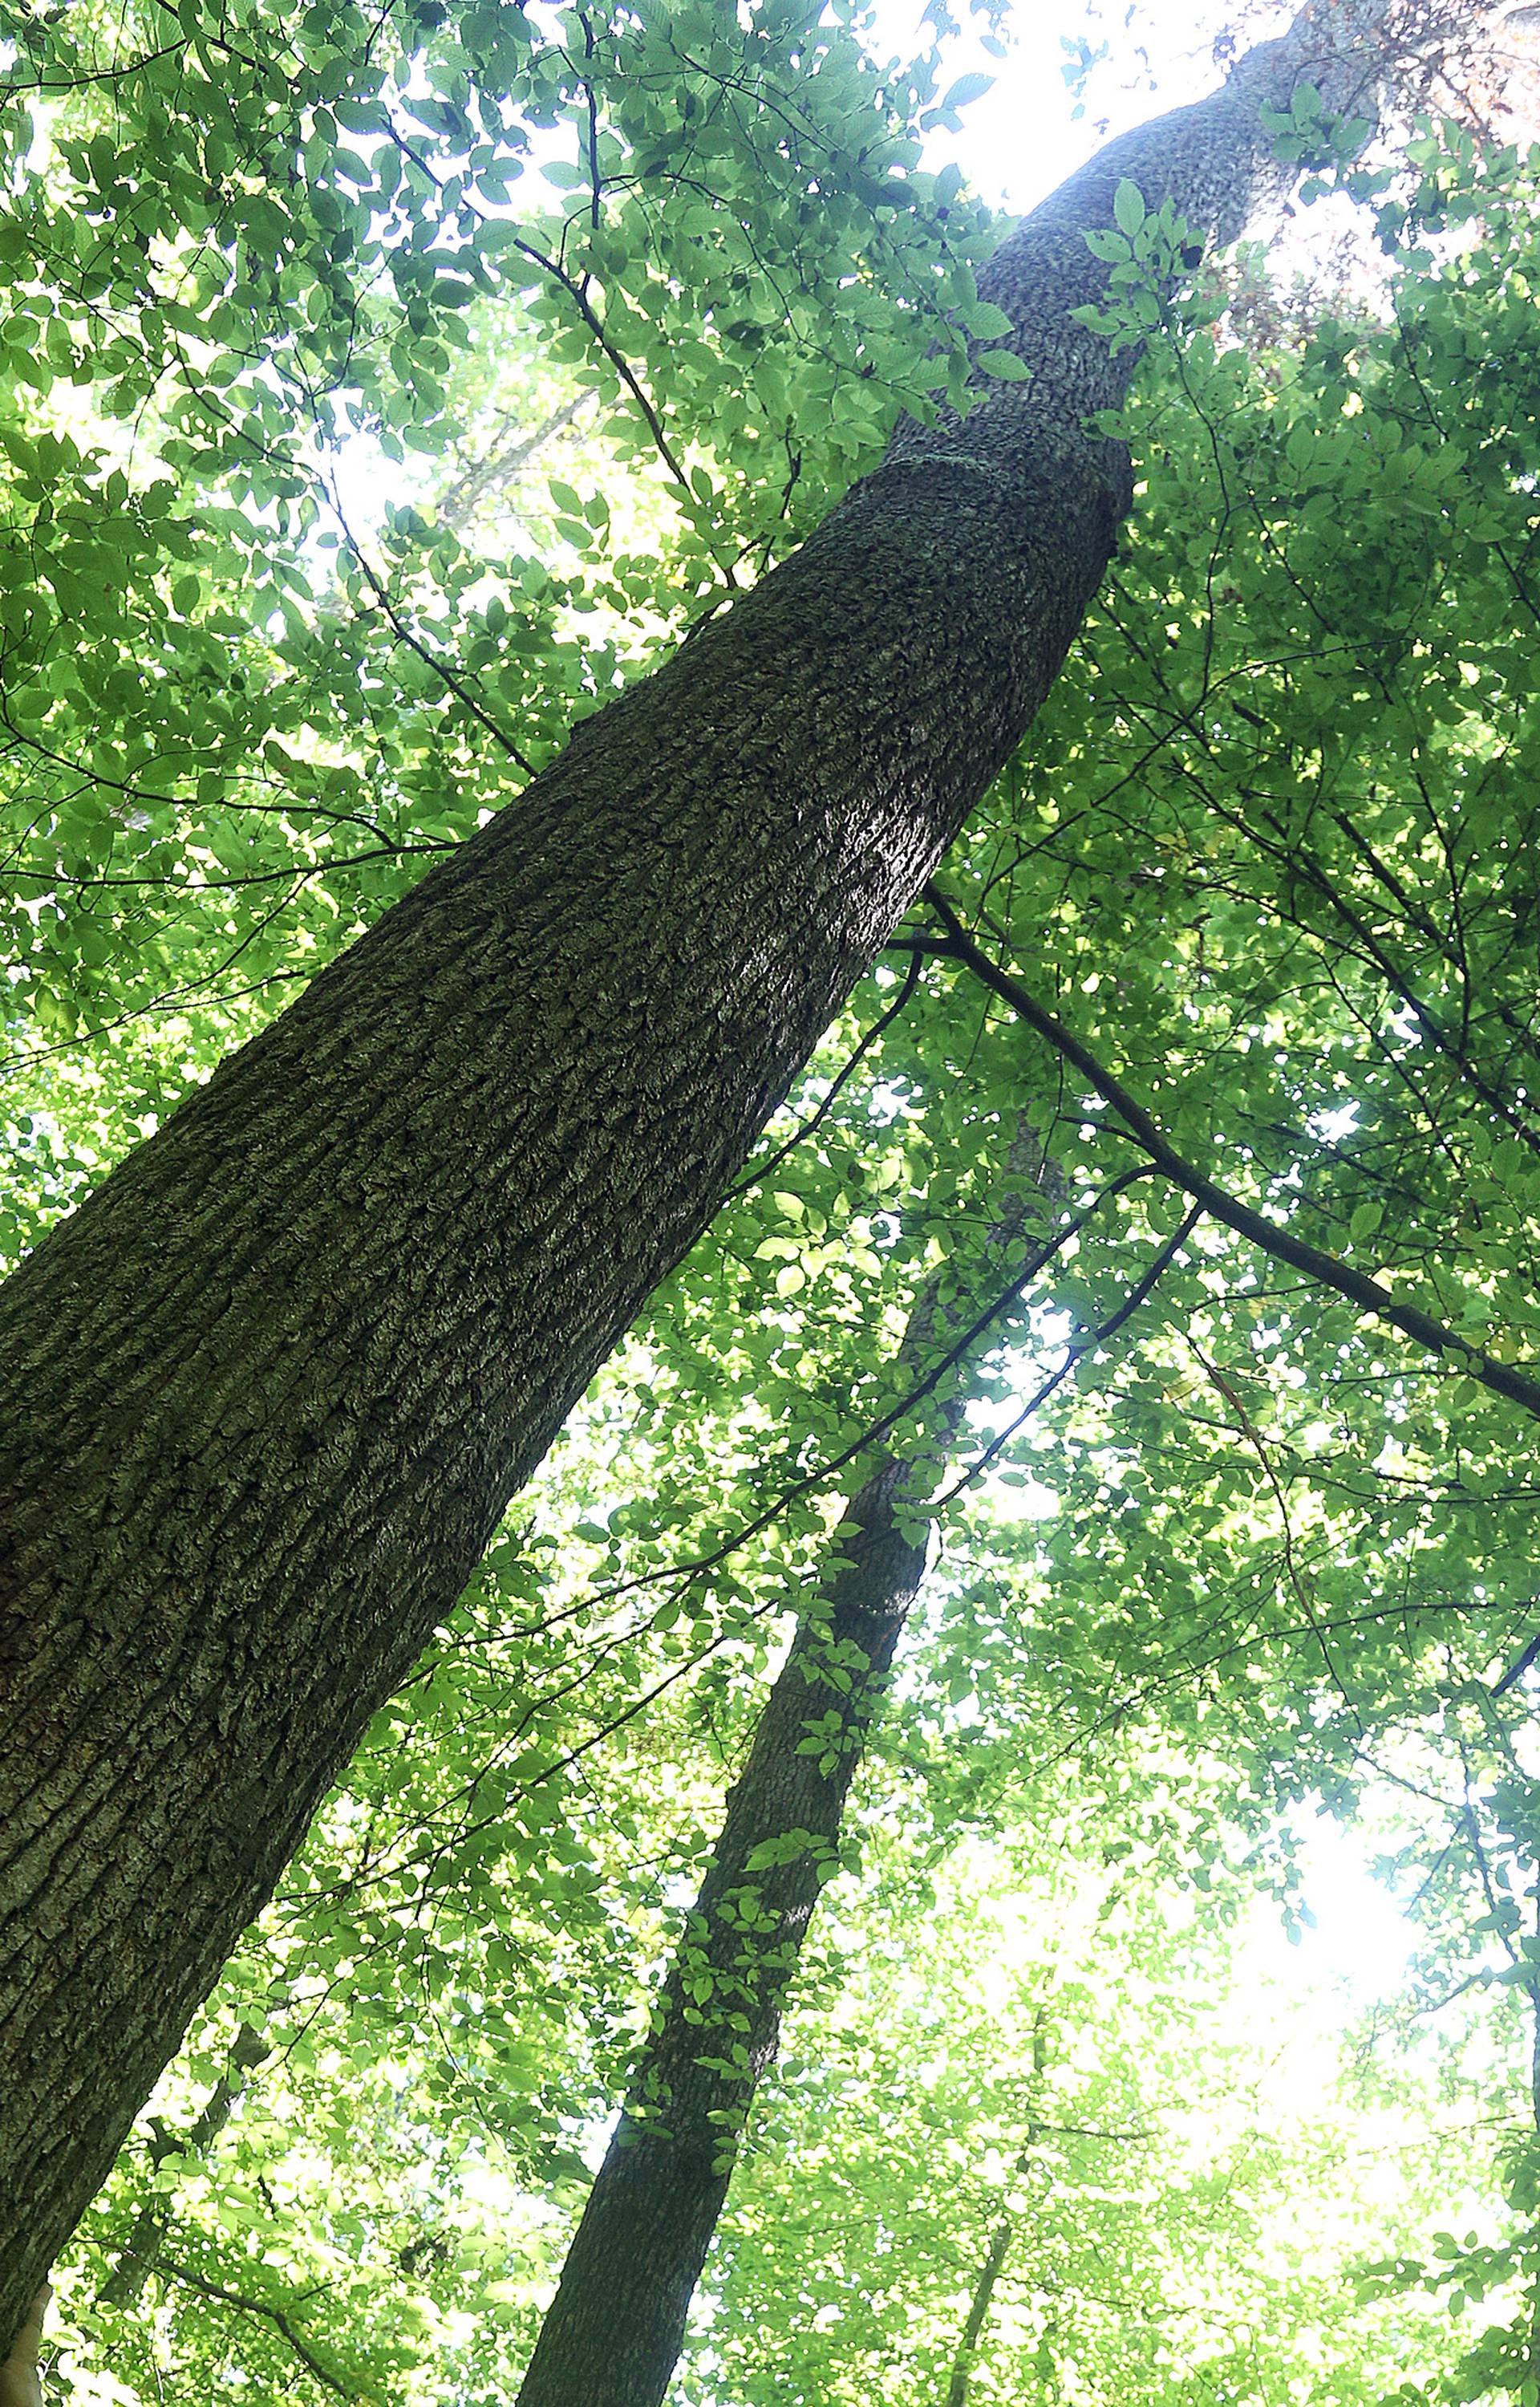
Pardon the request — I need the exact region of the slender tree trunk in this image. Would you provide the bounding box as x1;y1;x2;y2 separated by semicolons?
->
517;1465;928;2407
435;392;594;536
99;2025;270;2307
0;1;1424;2340
945;2019;1049;2407
515;1139;1057;2407
945;2218;1019;2407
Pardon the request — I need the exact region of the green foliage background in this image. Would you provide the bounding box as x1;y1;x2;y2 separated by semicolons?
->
6;0;1540;2398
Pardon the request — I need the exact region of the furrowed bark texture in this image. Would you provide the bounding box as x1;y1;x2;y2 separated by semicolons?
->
515;1144;1057;2407
0;1;1404;2336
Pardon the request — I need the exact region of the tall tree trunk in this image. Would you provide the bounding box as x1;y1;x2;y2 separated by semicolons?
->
0;1;1426;2340
944;2018;1049;2407
517;1467;927;2407
514;1143;1058;2407
99;2025;270;2307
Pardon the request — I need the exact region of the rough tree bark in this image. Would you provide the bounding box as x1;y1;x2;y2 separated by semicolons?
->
0;0;1442;2340
514;1141;1060;2407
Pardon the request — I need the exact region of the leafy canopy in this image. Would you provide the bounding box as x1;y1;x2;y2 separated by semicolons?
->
7;0;1540;2400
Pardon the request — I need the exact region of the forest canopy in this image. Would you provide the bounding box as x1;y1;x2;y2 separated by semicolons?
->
6;0;1540;2399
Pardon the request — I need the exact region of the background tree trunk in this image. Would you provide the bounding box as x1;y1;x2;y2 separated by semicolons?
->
944;2017;1049;2407
516;1467;930;2407
99;2025;270;2307
515;1143;1058;2407
0;2;1415;2341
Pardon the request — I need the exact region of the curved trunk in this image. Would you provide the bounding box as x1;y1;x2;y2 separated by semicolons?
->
0;2;1412;2340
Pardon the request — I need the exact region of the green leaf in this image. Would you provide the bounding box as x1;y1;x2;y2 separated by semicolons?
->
940;72;995;112
1113;177;1146;236
962;301;1014;340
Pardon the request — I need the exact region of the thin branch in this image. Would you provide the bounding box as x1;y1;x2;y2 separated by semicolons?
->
382;112;736;582
326;487;537;774
922;882;1540;1425
925;1200;1202;1517
1193;1347;1364;1731
1492;1626;1540;1697
136;2257;353;2398
719;948;926;1204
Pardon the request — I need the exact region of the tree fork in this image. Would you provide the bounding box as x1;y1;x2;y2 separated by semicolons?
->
0;0;1449;2337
